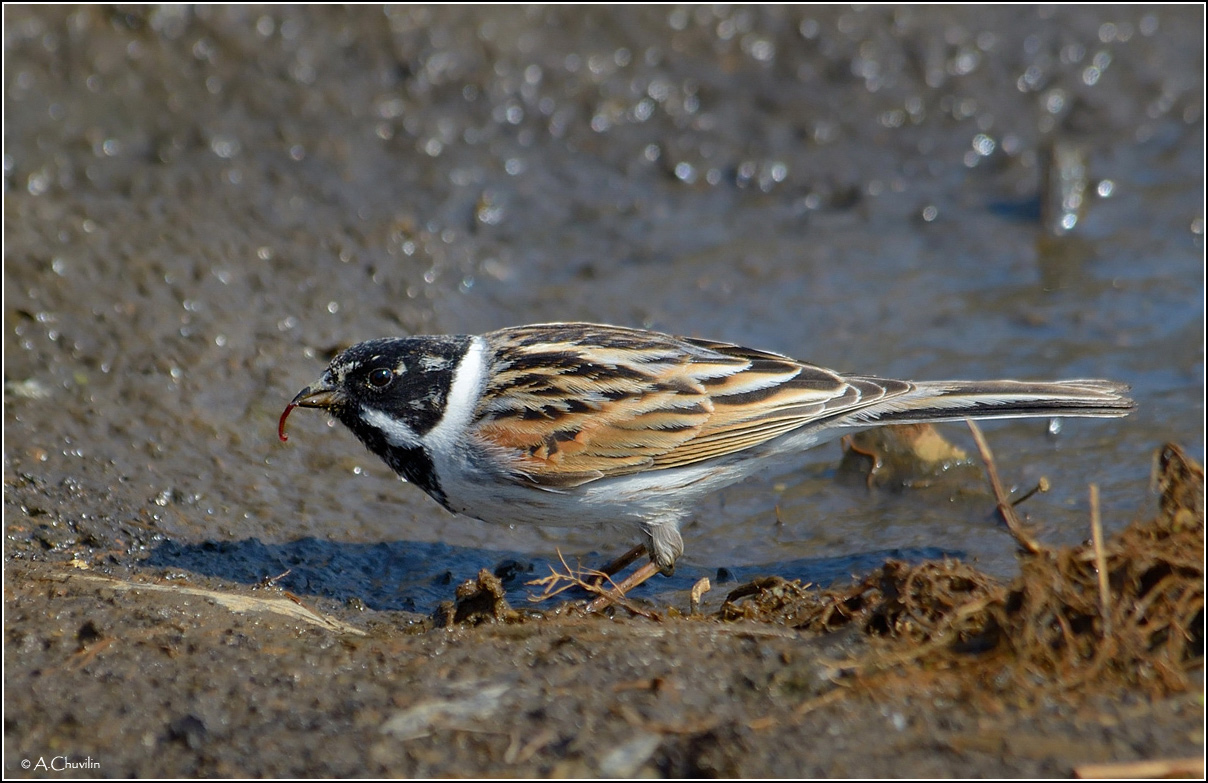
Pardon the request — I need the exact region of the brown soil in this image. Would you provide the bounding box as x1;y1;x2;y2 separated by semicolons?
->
6;444;1202;777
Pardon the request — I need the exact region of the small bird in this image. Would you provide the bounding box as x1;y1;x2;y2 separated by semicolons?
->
279;322;1134;600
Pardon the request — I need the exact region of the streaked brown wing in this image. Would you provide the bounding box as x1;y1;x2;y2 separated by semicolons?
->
473;324;897;487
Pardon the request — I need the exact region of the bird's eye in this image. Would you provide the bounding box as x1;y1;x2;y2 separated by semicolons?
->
367;368;394;389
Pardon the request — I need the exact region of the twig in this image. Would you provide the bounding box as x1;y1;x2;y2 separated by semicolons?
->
592;543;647;585
1074;757;1204;779
966;420;1044;554
748;687;849;731
64;637;115;672
1011;476;1051;507
1089;483;1112;638
504;727;557;765
526;551;658;618
527;549;613;601
526;550;594;602
53;572;366;635
585;562;661;617
254;568;293;589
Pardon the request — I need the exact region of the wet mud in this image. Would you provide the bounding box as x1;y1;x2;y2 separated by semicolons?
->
5;443;1202;777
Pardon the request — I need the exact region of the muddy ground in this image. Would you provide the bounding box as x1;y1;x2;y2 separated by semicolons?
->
4;5;1204;778
4;446;1203;777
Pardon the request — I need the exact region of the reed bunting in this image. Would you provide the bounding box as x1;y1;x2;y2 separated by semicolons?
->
279;322;1133;598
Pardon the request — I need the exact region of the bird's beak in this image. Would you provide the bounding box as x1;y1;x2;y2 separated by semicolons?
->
278;374;341;442
288;377;341;410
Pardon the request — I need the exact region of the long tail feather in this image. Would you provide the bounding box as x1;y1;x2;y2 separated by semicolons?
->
838;378;1135;426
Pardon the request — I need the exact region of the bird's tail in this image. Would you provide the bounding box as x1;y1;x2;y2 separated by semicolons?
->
837;378;1135;427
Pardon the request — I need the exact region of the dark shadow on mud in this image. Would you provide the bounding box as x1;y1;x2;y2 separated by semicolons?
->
145;537;958;614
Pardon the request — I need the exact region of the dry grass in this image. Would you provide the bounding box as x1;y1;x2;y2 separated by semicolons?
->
721;442;1204;698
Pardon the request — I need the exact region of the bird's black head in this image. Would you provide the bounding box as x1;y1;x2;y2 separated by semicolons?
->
279;335;473;506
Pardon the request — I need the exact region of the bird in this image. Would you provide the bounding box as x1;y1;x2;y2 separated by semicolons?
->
279;322;1134;604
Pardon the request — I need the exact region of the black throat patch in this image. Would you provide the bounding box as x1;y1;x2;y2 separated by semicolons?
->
386;444;450;510
345;420;450;509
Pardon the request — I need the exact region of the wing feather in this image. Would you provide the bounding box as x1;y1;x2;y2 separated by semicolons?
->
467;324;1131;489
474;324;862;487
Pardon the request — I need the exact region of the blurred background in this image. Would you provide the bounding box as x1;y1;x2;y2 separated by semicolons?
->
4;6;1203;612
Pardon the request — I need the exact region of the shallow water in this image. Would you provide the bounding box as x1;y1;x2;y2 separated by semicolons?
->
5;6;1203;612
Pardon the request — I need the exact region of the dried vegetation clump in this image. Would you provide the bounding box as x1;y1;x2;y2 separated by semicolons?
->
721;442;1204;697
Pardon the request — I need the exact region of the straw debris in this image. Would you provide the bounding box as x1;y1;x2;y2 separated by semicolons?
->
720;442;1204;697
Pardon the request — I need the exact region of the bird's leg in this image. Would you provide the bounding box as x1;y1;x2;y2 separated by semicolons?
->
592;542;648;583
583;523;682;611
585;560;662;613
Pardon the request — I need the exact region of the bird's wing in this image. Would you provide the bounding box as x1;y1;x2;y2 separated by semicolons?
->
472;323;908;488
